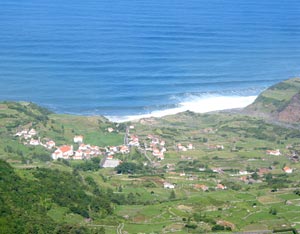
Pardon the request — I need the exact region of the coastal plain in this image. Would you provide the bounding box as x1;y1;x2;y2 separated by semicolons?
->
1;79;300;233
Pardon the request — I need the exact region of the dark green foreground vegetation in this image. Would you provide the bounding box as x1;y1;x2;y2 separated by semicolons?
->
1;79;300;233
0;160;108;234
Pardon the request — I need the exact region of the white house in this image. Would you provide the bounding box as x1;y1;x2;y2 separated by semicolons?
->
29;138;39;146
51;145;73;160
102;158;121;168
239;170;248;175
46;140;55;149
73;135;83;143
120;145;129;154
163;182;175;189
79;144;89;151
15;129;28;137
283;166;293;174
152;149;161;157
28;129;37;136
177;144;187;151
266;149;281;156
107;127;114;133
129;135;140;147
187;143;193;150
73;150;84;160
51;151;61;160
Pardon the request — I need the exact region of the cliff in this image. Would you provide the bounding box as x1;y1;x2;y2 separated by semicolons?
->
244;78;300;123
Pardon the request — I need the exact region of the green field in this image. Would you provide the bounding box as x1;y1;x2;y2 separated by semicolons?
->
1;93;300;233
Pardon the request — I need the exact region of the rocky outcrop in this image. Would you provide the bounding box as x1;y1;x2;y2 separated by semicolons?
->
278;93;300;123
243;78;300;124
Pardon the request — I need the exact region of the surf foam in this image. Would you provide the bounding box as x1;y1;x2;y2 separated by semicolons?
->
107;95;257;123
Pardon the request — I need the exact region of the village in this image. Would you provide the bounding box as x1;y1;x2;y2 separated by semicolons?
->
14;124;296;193
15;126;175;169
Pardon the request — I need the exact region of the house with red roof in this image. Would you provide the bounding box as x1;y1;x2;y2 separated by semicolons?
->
46;140;56;149
283;166;293;174
216;184;227;190
52;145;73;160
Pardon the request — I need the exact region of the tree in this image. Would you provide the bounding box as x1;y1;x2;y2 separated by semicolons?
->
252;172;259;180
169;190;176;200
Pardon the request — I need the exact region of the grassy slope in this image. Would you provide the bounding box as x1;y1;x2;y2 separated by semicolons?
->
245;78;300;116
1;88;300;233
118;111;300;232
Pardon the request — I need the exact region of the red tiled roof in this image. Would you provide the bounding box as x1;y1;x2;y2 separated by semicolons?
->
59;145;72;153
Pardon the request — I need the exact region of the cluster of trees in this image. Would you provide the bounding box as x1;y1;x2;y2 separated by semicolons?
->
265;173;291;189
176;160;207;172
0;160;110;234
115;162;146;174
72;157;101;171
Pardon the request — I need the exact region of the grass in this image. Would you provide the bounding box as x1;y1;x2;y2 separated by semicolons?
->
258;195;284;204
2;98;300;233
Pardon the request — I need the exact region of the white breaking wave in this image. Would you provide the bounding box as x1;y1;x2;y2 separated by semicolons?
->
107;95;257;123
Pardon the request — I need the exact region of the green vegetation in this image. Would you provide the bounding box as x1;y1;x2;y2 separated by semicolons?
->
0;160;108;234
245;78;300;121
1;78;300;233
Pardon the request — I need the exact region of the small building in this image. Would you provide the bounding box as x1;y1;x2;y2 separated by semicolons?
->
15;129;28;137
52;145;73;160
152;148;161;156
283;166;293;174
107;127;114;133
29;138;39;146
79;144;89;151
109;146;118;152
74;150;84;160
129;135;139;147
187;143;193;150
212;168;223;174
266;149;281;156
102;158;121;168
73;135;83;143
152;149;164;160
194;184;208;191
120;145;129;154
28;129;37;136
216;184;227;190
239;170;248;175
46;140;56;149
216;145;224;150
163;182;175;189
151;137;160;145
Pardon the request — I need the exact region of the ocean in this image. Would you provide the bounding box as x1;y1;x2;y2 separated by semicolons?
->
1;0;300;122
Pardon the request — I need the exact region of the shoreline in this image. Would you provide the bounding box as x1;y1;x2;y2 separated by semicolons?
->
1;94;258;123
106;95;258;123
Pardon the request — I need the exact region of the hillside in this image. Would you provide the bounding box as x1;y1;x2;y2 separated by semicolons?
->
0;160;110;234
244;78;300;123
1;90;300;233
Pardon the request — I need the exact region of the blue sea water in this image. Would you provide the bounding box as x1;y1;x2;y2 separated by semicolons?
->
1;0;300;121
